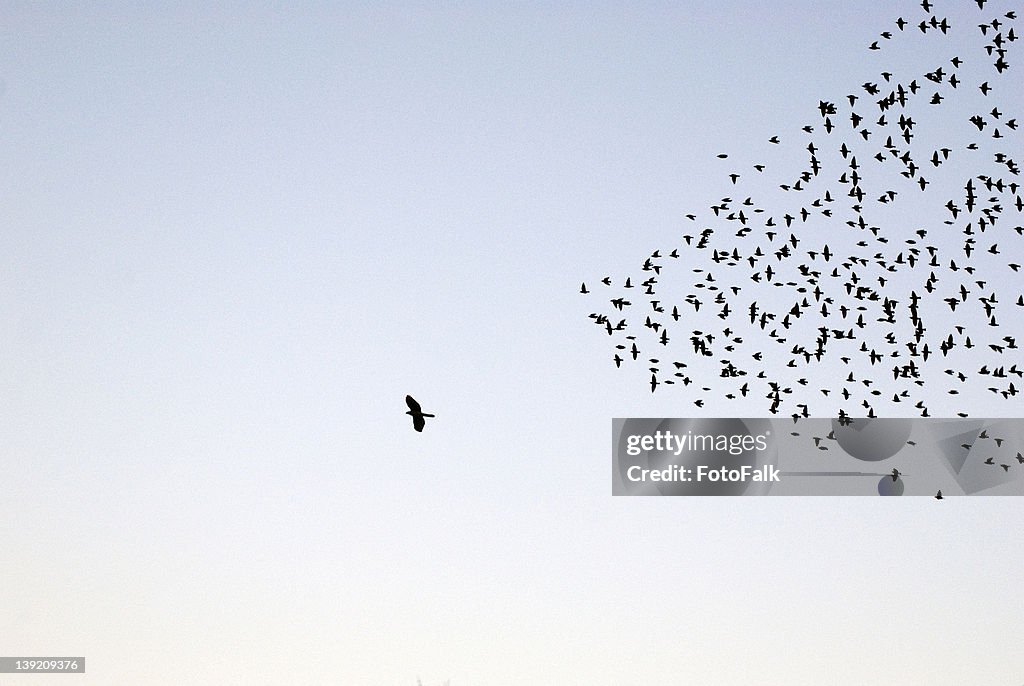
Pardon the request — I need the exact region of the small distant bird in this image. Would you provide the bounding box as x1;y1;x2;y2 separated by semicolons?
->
891;468;901;481
405;395;435;432
934;490;943;499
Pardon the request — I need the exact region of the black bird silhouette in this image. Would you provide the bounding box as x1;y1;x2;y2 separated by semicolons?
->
934;490;943;500
578;1;1023;421
405;395;435;432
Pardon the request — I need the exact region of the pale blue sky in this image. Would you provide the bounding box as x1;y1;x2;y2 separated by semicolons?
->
2;1;1022;684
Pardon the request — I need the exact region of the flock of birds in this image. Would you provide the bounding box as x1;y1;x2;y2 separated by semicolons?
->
582;0;1022;425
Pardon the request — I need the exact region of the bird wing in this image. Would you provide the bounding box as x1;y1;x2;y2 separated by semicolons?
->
412;414;425;432
406;395;421;413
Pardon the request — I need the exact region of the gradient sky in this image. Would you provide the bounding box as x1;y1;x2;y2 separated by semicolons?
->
2;1;1023;684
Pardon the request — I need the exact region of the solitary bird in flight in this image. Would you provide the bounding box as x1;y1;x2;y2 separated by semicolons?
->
405;395;435;432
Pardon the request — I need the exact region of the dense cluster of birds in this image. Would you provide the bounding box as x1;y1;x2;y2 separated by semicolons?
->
582;0;1021;421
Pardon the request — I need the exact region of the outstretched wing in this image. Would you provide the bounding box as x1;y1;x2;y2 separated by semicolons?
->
412;414;425;432
406;395;422;413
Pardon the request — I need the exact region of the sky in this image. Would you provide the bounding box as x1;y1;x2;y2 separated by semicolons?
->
1;1;1023;684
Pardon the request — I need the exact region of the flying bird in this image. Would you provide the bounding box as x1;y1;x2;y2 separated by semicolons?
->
405;395;435;432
